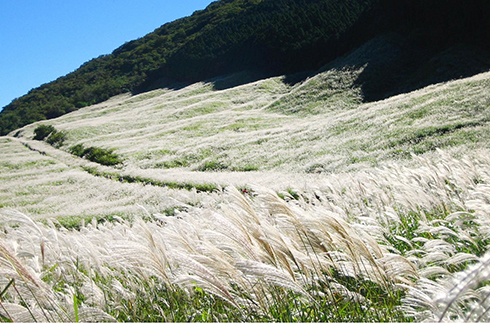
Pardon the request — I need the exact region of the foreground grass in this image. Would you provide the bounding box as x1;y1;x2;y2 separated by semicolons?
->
1;149;490;321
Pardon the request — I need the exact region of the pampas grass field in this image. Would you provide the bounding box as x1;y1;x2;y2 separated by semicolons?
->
1;68;490;321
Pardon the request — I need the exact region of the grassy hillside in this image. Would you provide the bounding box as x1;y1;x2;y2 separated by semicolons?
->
1;1;490;320
1;0;490;135
1;60;490;321
12;64;490;175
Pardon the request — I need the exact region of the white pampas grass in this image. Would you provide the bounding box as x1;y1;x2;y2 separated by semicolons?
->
402;253;490;322
2;142;490;320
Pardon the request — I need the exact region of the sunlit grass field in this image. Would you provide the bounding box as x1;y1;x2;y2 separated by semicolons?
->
1;67;490;321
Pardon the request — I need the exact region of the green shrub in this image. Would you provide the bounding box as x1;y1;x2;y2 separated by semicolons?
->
83;147;121;166
232;164;259;172
69;144;122;166
68;144;85;157
197;160;228;171
46;130;66;147
33;124;66;147
33;124;56;140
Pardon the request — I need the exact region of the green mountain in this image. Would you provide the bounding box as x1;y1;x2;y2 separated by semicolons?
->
1;0;489;135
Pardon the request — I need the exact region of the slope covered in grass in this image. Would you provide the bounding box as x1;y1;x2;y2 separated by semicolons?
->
11;66;490;177
2;146;490;321
1;61;490;321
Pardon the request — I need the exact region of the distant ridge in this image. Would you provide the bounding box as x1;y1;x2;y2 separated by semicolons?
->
1;0;489;135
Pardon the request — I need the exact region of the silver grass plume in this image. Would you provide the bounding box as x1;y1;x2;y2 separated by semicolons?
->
402;252;490;322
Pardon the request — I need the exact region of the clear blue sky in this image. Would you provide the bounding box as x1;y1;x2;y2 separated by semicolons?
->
0;0;214;111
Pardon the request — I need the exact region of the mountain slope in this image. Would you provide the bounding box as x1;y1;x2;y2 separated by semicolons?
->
1;46;490;322
0;0;375;135
1;0;490;135
11;63;490;177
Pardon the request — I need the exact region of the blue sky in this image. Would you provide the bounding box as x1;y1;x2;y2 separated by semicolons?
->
0;0;214;111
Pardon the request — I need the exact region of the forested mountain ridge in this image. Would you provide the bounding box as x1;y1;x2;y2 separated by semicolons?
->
1;0;489;135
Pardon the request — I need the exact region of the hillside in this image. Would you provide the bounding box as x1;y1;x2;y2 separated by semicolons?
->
1;63;490;321
2;63;490;210
1;0;490;135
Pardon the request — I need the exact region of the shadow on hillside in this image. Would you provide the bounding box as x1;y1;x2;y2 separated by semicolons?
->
382;44;490;101
209;69;315;90
208;70;269;90
136;34;490;102
208;35;490;100
138;68;316;94
281;70;315;86
326;34;490;102
133;77;192;95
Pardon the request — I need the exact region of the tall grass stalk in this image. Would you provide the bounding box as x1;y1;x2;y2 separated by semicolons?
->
1;148;490;321
0;186;414;321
